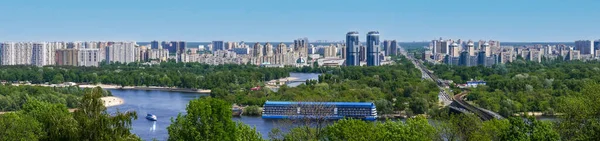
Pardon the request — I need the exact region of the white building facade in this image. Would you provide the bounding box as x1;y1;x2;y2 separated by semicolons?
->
78;49;100;67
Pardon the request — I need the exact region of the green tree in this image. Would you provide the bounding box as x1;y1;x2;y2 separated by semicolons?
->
21;100;79;141
0;113;44;141
73;87;140;141
235;123;264;141
243;105;261;116
409;97;429;114
374;99;394;115
323;119;382;141
167;97;262;141
52;74;65;84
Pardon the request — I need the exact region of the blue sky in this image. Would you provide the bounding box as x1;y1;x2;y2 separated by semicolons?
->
1;0;598;42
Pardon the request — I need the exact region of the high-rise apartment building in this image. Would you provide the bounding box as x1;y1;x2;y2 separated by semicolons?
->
56;49;79;66
294;38;309;57
366;31;380;66
212;41;224;52
360;45;367;62
32;42;49;66
482;42;491;57
253;42;263;57
15;42;33;65
148;49;170;61
383;40;392;56
264;42;273;57
467;41;475;56
341;45;347;59
439;40;450;54
276;43;287;55
382;40;398;56
225;42;238;50
323;44;337;57
161;41;170;51
1;42;16;65
450;43;460;57
390;40;398;56
78;49;100;67
594;40;600;51
105;42;135;63
345;31;360;66
151;40;160;49
575;40;594;55
431;40;440;54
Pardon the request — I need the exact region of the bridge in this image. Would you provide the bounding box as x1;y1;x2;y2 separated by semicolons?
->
451;92;503;120
402;48;502;121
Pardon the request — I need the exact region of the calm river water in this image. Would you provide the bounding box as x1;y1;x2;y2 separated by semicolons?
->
106;89;292;140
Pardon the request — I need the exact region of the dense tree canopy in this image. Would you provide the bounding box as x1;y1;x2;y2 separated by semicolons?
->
216;56;439;115
427;60;600;117
0;62;291;90
0;85;110;112
0;87;139;141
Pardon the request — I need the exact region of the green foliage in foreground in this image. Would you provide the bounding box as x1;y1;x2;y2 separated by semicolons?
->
322;116;436;141
167;97;263;141
0;87;139;141
435;113;559;141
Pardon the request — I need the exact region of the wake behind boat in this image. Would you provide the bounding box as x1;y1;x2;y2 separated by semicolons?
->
146;114;157;121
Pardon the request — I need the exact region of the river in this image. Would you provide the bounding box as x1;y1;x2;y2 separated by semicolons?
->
106;89;296;140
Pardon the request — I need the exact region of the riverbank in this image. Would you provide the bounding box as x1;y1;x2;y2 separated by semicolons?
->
0;96;124;115
513;112;564;117
13;83;211;94
80;85;211;94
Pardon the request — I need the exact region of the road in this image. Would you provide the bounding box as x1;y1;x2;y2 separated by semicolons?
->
400;48;502;120
400;48;453;106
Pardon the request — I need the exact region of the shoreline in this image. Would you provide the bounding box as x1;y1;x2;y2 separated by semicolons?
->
13;83;211;94
513;111;563;117
76;84;211;94
0;96;124;115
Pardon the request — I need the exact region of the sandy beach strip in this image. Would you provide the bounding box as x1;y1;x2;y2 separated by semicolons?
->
101;96;125;107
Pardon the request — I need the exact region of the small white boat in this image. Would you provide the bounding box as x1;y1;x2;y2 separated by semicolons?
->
146;114;157;121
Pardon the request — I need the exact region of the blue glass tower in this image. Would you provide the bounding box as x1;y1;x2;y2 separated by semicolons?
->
212;41;224;52
177;41;186;54
366;31;380;66
150;40;159;49
345;31;360;66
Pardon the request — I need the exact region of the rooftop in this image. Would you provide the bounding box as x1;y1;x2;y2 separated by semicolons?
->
264;101;374;107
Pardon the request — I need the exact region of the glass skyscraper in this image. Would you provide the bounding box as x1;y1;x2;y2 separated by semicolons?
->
366;31;380;66
212;41;224;52
345;31;360;66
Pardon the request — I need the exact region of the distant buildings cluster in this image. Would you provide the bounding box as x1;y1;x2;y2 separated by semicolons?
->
423;39;600;66
344;31;397;67
0;41;134;67
0;32;401;67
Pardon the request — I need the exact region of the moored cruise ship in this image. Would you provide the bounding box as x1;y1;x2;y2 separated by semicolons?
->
261;101;377;121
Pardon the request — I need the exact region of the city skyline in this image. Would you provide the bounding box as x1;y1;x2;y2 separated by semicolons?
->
1;0;600;42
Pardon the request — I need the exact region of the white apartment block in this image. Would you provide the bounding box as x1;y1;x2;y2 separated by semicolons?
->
147;49;169;61
47;42;67;65
1;42;16;65
32;42;49;66
15;42;33;65
105;42;136;64
78;49;100;67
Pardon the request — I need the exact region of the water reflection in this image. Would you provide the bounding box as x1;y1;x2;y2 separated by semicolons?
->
150;121;156;132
